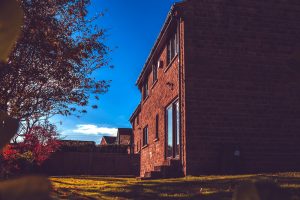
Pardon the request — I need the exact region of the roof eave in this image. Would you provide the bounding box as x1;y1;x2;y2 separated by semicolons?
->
129;104;141;122
135;2;185;86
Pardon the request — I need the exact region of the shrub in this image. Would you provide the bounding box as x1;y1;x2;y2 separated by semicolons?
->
0;125;60;178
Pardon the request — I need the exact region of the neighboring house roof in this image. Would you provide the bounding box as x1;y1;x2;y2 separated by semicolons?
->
117;128;133;145
135;1;185;86
101;136;117;145
60;140;96;146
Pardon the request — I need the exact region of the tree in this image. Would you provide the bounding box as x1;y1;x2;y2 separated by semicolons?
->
0;0;110;121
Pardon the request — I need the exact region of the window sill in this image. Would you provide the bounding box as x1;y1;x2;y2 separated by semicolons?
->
164;54;178;73
142;144;148;149
151;80;158;90
153;138;159;142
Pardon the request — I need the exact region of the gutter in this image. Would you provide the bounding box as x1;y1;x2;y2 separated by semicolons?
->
177;12;184;171
129;104;141;123
135;2;186;87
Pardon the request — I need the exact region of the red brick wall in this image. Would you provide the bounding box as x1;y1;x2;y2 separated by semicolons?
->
135;36;181;177
184;0;300;175
40;152;140;176
178;15;187;176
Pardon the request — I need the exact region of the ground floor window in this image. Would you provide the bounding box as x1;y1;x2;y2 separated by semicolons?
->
136;141;139;152
166;100;180;158
143;126;148;146
155;114;159;139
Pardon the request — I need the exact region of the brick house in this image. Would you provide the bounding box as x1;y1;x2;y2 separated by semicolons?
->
130;0;300;178
100;136;117;146
99;128;133;154
116;128;134;154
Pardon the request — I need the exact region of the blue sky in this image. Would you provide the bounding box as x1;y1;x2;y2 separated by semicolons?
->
53;0;180;143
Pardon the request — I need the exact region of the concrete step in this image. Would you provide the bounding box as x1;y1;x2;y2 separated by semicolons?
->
154;165;169;172
141;159;184;180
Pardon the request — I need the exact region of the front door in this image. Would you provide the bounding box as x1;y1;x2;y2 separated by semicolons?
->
166;100;180;159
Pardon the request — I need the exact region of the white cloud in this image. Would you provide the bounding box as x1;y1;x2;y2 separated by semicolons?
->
71;124;118;136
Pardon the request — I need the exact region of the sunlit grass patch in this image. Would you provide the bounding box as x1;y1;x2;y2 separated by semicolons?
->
49;173;300;200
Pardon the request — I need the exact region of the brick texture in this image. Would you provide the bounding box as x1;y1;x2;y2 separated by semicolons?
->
132;0;300;177
184;0;300;175
132;43;181;176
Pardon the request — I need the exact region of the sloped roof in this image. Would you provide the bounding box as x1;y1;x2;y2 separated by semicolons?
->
135;1;185;86
60;140;96;147
102;136;117;145
129;104;141;123
118;128;133;136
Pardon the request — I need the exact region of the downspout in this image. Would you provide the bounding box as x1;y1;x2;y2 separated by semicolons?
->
177;15;183;169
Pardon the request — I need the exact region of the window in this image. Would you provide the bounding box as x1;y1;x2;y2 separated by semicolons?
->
153;64;157;83
155;114;159;139
167;32;178;65
143;126;148;146
140;139;142;150
136;141;139;152
166;100;180;158
143;80;148;100
166;105;173;158
136;113;139;125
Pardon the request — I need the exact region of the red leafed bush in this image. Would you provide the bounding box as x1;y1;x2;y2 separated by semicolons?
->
18;126;61;165
0;125;60;177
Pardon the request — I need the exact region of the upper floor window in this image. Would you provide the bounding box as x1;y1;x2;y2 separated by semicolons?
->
143;79;148;100
155;114;159;139
167;32;178;65
143;126;148;146
152;64;157;83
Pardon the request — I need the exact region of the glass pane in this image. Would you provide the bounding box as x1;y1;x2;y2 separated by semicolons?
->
175;101;180;157
167;41;171;64
156;115;159;138
172;34;176;58
146;127;148;144
167;105;173;158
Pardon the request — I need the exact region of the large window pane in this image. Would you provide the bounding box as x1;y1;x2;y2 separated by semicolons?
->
143;126;148;146
167;105;173;158
175;101;180;157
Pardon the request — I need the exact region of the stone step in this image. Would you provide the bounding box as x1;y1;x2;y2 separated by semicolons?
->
154;165;169;172
144;171;152;178
141;159;184;179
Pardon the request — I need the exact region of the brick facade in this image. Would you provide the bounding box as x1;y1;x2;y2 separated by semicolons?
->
130;29;181;176
131;0;300;177
184;0;300;175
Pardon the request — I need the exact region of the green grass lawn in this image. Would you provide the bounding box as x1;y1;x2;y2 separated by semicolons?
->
50;173;300;200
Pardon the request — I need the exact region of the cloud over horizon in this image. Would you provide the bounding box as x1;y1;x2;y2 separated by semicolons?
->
70;124;118;136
